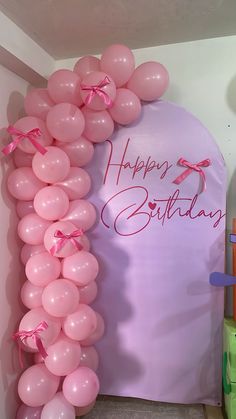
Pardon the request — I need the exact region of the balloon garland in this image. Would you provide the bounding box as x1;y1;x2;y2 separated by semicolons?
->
2;44;169;418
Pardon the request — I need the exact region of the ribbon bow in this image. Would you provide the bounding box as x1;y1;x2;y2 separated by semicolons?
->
50;229;84;256
13;321;48;368
172;157;211;193
81;76;113;107
2;126;47;155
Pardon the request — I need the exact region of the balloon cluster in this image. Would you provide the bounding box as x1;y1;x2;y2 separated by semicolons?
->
3;44;169;418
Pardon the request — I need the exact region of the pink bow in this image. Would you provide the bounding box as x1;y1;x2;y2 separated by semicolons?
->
2;126;47;155
81;76;113;107
172;157;211;193
13;321;48;368
50;229;84;255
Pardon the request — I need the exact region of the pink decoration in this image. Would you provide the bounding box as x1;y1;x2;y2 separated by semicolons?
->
74;55;100;79
172;157;211;193
20;281;43;309
41;392;75;419
13;321;48;367
20;243;45;265
25;251;61;286
62;304;97;341
101;44;135;87
50;228;84;256
80;73;116;110
109;88;141;125
48;69;83;106
55;167;91;200
80;312;105;346
82;107;114;143
62;250;99;286
2;126;47;156
16;404;43;419
18;213;51;245
55;136;94;167
42;279;80;317
33;185;69;220
45;333;81;376
16;200;34;218
7;167;45;201
46;103;85;142
32;146;70;183
61;199;97;231
24;88;55;120
13;148;33;167
80;346;99;371
63;366;99;407
79;281;98;305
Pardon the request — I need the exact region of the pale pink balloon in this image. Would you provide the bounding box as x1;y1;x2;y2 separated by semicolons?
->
80;312;105;346
34;352;44;364
18;214;51;245
18;364;60;407
45;332;81;376
78;281;98;305
127;61;169;101
32;146;70;183
62;251;99;286
21;280;43;309
13;116;53;154
82;107;114;143
55;167;91;200
63;366;99;407
41;392;75;419
42;279;79;317
61;199;96;231
44;221;90;258
13;148;33;167
34;186;69;220
55;136;94;167
16;200;34;218
80;71;116;111
25;251;61;286
80;346;99;371
109;88;141;125
48;69;83;106
46;103;85;142
75;400;96;417
16;404;43;419
24;88;55;120
62;304;97;341
20;244;46;265
7;167;45;201
101;44;135;87
73;55;100;79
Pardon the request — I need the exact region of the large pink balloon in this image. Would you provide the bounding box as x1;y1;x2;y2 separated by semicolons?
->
42;279;79;317
13;116;53;154
45;333;81;376
34;186;69;220
61;199;96;231
109;88;141;125
18;364;60;407
21;280;43;309
62;304;97;341
63;366;99;407
24;89;55;121
80;346;99;371
74;55;100;79
48;69;82;106
25;252;61;286
13;148;33;167
80;312;105;346
55;167;91;200
78;281;98;305
101;44;135;87
41;392;75;419
127;61;169;101
62;251;99;286
18;214;51;245
46;103;85;142
75;400;96;417
80;71;116;111
82;107;114;143
55;136;94;167
16;200;34;218
7;167;45;200
16;404;43;419
32;146;70;183
20;244;45;265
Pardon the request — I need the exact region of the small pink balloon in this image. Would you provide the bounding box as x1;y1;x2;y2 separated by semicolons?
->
63;366;99;407
25;251;61;286
101;44;135;87
62;250;99;286
127;61;169;101
80;312;105;346
32;146;70;183
62;304;97;341
45;333;81;376
109;88;141;125
16;404;43;419
34;352;44;364
21;280;43;309
78;281;98;305
18;364;60;407
48;69;83;106
82;107;114;143
80;346;99;371
13;116;53;154
75;400;96;416
34;186;69;220
74;55;100;79
18;214;51;245
55;167;91;200
42;279;79;317
55;136;94;167
80;71;116;111
20;244;46;265
61;199;96;231
7;167;45;200
46;103;85;142
24;88;55;120
13;148;33;167
16;200;34;218
41;392;75;419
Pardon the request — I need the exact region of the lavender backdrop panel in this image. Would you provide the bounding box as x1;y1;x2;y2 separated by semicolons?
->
87;101;226;406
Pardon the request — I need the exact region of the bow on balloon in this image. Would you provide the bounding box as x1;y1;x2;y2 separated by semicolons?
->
81;76;113;107
172;157;211;193
2;126;47;155
50;229;84;256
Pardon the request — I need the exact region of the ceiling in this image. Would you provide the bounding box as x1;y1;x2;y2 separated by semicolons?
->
0;0;236;59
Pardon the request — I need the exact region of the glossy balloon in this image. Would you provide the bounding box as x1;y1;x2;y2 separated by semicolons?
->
20;244;46;265
62;250;99;286
42;279;80;317
48;69;82;106
25;251;61;286
62;304;97;341
18;213;51;245
101;44;135;87
24;89;54;120
41;392;75;419
16;404;43;419
80;71;116;111
55;167;91;200
32;146;70;183
63;366;99;407
61;199;96;231
109;88;141;125
55;136;94;167
78;281;98;305
46;103;85;142
13;148;33;167
16;200;34;218
34;186;69;220
82;107;114;143
74;55;100;79
79;346;99;371
45;333;81;376
7;167;45;200
20;280;43;309
80;312;105;346
13;116;53;154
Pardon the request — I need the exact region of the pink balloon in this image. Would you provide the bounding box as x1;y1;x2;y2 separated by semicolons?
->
55;136;94;167
46;103;85;142
16;200;34;218
45;332;81;376
32;146;70;183
82;107;114;143
61;199;96;231
42;279;79;317
7;167;45;200
13;116;53;154
16;404;42;419
80;71;116;111
44;221;90;258
48;69;83;106
24;89;55;120
18;213;51;245
41;392;75;419
62;304;97;341
78;281;98;305
63;366;99;407
127;61;169;101
80;346;99;371
74;55;100;79
21;280;43;309
18;364;60;407
55;167;91;200
75;400;96;416
62;251;99;286
80;312;105;346
25;252;61;286
34;186;69;220
34;352;44;364
101;44;135;87
109;88;141;125
13;148;33;167
20;244;46;265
